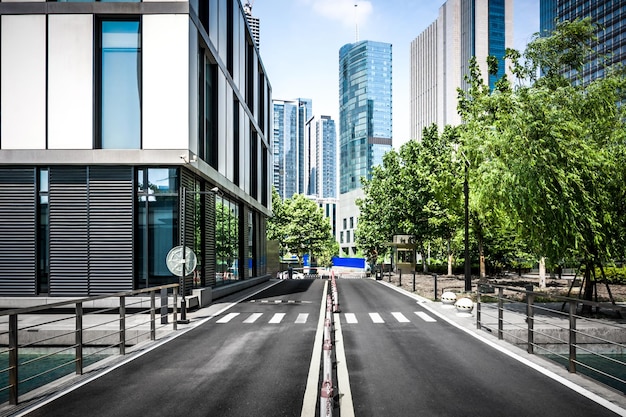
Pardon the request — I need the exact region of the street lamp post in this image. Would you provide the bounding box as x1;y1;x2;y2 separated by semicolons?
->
454;144;471;292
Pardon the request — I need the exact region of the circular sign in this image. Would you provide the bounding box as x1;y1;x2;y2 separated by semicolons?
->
166;246;197;277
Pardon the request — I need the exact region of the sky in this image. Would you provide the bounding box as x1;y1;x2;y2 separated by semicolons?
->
253;0;540;149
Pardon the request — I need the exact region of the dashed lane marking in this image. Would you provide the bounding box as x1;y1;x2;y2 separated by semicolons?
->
415;311;437;322
344;313;358;324
369;313;384;323
216;312;240;323
243;313;263;323
391;312;410;323
269;313;286;324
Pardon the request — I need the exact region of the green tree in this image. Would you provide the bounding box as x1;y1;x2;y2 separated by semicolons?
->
267;190;337;266
458;19;626;302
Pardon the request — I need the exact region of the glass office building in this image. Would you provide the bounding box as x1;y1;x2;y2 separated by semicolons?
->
272;98;313;200
0;0;272;297
338;40;392;195
540;0;626;85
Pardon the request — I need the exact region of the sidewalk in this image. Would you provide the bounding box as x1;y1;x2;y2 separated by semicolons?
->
377;279;626;414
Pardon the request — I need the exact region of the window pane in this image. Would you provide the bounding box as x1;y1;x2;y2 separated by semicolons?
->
101;21;141;149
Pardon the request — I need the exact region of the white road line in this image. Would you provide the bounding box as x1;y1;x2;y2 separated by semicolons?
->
295;313;309;324
216;312;240;323
391;312;410;323
301;282;328;417
269;313;285;324
243;313;263;323
415;311;437;322
369;312;384;323
344;313;358;324
334;312;355;417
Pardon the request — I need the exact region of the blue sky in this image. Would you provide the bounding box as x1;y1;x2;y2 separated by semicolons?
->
254;0;539;149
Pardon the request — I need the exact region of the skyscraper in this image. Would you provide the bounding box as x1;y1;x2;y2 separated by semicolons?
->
243;1;260;49
540;0;626;85
272;98;313;200
338;40;392;255
305;115;337;199
410;0;513;140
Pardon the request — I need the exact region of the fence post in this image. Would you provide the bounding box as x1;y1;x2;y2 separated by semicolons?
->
9;313;18;405
119;296;126;355
498;287;504;340
399;269;402;286
412;271;416;292
433;274;438;300
150;291;156;341
476;289;481;330
526;292;534;354
161;287;168;325
76;302;83;375
568;301;577;373
173;287;178;331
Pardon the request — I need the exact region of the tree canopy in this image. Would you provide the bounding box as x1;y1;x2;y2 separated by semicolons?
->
267;189;338;266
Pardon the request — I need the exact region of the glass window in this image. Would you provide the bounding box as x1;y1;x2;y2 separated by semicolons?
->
38;168;49;294
136;168;179;288
100;20;141;149
216;196;239;285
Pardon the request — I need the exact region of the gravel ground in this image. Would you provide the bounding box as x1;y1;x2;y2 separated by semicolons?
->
378;271;626;304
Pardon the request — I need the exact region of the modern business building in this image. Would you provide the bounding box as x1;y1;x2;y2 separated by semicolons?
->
305;115;337;199
272;98;312;200
0;0;272;297
243;0;260;48
338;40;392;256
540;0;626;85
410;0;514;140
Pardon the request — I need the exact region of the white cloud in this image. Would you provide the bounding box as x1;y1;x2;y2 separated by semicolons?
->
301;0;373;28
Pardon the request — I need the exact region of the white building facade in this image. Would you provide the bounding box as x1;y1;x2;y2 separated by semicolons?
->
410;0;514;140
0;0;272;296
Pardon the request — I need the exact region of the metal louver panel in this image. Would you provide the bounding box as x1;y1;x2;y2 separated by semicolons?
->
240;205;249;280
180;169;195;295
88;166;133;295
0;169;37;295
204;191;216;287
49;167;89;296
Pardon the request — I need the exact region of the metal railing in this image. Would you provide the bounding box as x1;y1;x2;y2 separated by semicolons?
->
0;284;181;405
476;284;626;393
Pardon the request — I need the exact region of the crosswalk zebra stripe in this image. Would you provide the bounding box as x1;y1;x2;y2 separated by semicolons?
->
391;312;410;323
295;313;309;324
369;313;384;323
344;313;358;324
269;313;286;324
415;311;437;322
216;312;240;323
243;313;263;323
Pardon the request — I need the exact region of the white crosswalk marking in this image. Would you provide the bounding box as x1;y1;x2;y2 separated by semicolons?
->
391;312;410;323
216;312;240;323
369;313;384;323
344;313;358;324
269;313;286;323
415;311;436;322
295;313;309;324
243;313;263;323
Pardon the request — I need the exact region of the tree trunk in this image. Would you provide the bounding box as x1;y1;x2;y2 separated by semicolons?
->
581;261;595;315
447;239;453;276
478;237;486;278
539;257;546;289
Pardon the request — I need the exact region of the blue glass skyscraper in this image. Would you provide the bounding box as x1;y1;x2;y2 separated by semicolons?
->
338;40;392;195
540;0;626;85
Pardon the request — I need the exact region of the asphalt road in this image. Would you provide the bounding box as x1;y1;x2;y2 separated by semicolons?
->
337;278;622;417
23;279;325;417
18;278;624;417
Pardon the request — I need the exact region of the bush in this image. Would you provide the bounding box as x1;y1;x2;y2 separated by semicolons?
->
596;266;626;284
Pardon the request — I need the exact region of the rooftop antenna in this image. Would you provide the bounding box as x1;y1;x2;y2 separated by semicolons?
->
354;3;359;42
